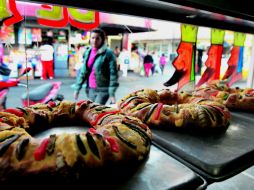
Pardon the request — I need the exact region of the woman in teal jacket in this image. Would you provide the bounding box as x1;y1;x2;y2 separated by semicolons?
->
73;28;119;104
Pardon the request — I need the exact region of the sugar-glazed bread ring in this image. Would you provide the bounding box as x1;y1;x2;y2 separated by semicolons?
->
193;80;254;111
118;89;230;132
0;100;151;185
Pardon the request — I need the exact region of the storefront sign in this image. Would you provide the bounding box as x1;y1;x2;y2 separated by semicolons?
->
0;0;99;30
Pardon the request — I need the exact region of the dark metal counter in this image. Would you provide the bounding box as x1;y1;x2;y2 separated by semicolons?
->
152;113;254;183
116;145;206;190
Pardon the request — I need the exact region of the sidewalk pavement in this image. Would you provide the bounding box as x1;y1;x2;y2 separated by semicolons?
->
6;65;248;108
6;65;175;108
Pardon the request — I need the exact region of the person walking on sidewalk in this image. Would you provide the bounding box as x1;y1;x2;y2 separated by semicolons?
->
159;53;167;75
118;48;131;77
74;44;86;82
39;37;54;80
73;28;119;105
143;53;154;77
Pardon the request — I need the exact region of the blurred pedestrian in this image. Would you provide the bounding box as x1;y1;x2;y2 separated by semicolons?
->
39;37;54;80
143;53;154;77
74;44;85;82
119;48;131;77
196;49;204;75
151;51;161;74
73;28;119;105
114;46;120;58
159;53;167;75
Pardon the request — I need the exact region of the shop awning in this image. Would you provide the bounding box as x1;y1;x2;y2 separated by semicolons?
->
14;2;156;34
22;0;254;34
99;23;155;35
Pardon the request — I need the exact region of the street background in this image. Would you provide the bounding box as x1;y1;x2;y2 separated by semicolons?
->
6;64;175;108
6;64;245;109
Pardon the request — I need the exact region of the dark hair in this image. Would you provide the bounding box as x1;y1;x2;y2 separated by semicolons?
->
91;28;106;43
42;37;53;45
77;44;82;49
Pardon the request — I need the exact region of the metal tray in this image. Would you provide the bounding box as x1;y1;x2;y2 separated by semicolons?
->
152;113;254;183
2;126;206;190
230;111;254;122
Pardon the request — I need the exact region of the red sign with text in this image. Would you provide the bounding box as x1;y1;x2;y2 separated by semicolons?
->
0;0;99;30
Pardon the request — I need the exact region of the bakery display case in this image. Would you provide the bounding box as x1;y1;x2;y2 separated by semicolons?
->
1;0;254;189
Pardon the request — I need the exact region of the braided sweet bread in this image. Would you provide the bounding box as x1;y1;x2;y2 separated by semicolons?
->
193;80;254;111
0;100;151;186
118;89;230;132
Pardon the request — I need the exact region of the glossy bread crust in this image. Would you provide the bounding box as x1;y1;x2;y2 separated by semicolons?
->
118;88;231;132
0;100;151;182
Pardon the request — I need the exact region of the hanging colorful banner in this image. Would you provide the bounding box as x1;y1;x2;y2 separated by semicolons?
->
0;0;11;21
0;0;99;30
164;24;198;90
222;32;246;86
196;28;225;87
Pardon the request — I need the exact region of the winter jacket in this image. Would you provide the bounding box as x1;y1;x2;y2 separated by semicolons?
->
74;44;119;97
